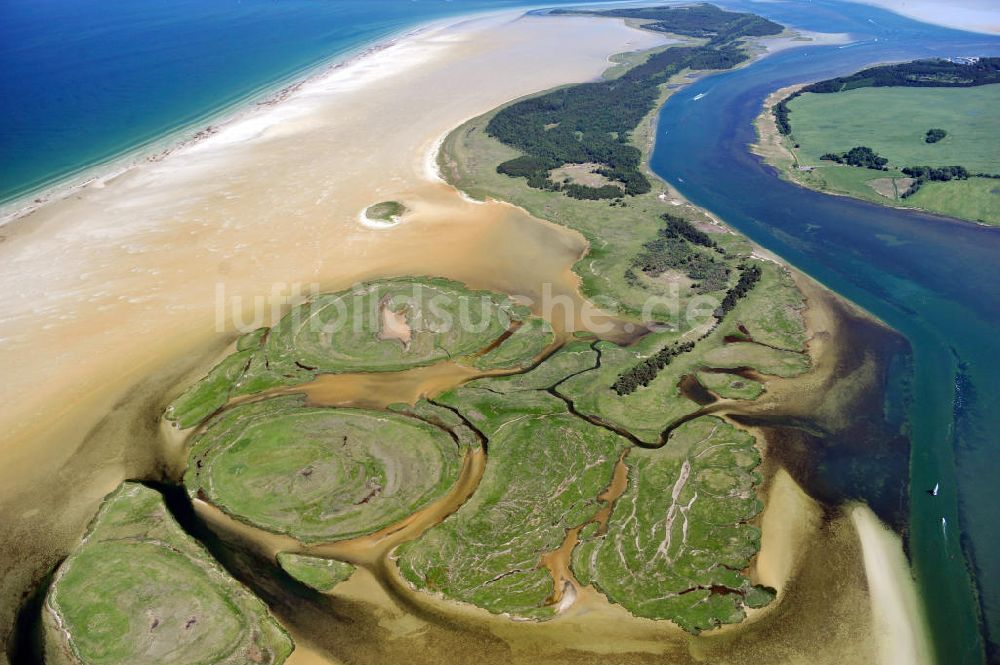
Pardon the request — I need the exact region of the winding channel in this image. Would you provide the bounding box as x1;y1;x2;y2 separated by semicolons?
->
651;1;1000;661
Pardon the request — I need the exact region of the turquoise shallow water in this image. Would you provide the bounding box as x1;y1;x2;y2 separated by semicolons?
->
651;1;1000;662
0;0;594;205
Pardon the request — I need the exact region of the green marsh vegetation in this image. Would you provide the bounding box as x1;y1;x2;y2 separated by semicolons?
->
572;417;774;632
166;277;552;428
769;58;1000;224
398;5;815;628
695;371;764;400
43;483;293;665
276;553;355;593
365;200;406;222
53;5;826;652
185;395;463;543
397;378;628;619
394;314;795;626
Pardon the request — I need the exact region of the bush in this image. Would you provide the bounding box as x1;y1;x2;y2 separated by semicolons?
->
820;146;888;169
924;128;947;143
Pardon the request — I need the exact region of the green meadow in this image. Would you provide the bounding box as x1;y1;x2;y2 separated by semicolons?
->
779;84;1000;225
787;85;1000;173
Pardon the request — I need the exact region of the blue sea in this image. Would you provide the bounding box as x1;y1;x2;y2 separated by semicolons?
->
0;0;597;205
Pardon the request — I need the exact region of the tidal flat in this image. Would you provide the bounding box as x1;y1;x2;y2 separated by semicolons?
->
1;7;931;665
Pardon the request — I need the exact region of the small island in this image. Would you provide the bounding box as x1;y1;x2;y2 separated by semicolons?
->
756;57;1000;225
364;200;407;225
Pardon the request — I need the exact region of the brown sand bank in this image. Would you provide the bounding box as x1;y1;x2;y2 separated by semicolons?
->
0;12;666;658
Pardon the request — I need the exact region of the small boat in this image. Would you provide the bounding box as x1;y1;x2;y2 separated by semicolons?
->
693;92;707;101
942;517;948;538
927;482;939;496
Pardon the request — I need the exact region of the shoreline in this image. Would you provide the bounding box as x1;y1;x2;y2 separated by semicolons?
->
0;9;508;228
0;11;670;659
750;82;998;228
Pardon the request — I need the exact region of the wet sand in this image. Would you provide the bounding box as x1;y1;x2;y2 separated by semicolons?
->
0;8;930;665
754;469;823;594
851;504;934;665
842;0;999;34
0;12;666;657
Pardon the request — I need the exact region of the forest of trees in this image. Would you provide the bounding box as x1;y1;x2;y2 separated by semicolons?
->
553;4;782;45
773;97;794;135
801;57;1000;94
612;263;763;396
774;58;999;136
630;214;730;294
487;5;783;198
820;146;889;169
612;340;697;396
714;264;762;319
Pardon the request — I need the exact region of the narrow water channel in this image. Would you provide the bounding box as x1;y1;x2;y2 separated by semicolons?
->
653;2;1000;660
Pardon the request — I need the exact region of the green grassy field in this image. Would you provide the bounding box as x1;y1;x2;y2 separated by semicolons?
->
777;84;1000;225
787;85;1000;172
905;177;1000;224
44;483;292;665
186;396;462;543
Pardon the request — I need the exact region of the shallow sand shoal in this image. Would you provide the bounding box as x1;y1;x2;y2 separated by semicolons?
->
754;469;823;594
841;0;999;35
851;504;934;665
0;13;665;492
0;11;666;655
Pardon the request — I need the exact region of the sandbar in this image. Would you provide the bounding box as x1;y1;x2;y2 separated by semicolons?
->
0;10;665;655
